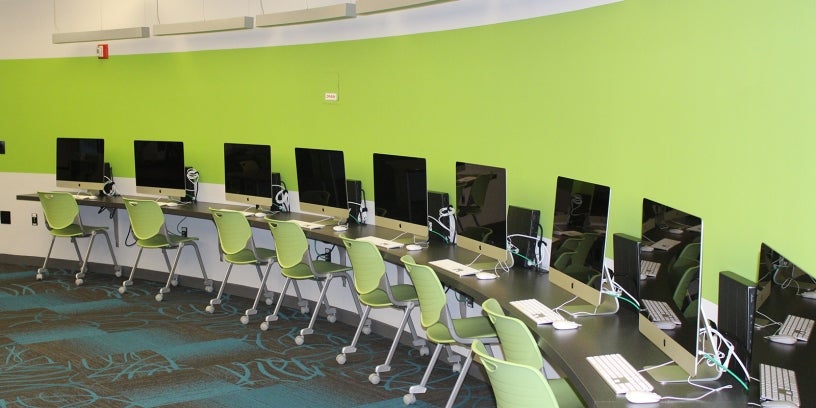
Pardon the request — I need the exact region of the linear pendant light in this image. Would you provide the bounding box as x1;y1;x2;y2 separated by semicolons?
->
154;16;254;36
355;0;455;15
52;27;150;44
256;3;355;27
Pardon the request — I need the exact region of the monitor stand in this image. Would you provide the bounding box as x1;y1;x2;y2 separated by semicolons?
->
644;325;723;383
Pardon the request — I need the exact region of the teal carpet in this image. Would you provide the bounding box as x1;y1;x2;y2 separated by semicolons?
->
0;267;496;407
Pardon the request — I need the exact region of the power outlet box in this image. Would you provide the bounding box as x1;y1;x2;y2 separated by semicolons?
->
1;211;10;224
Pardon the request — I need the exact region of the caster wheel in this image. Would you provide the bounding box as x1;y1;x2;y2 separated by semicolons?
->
362;326;372;335
260;321;269;331
171;279;178;287
36;273;43;281
114;271;122;278
403;394;416;405
118;286;126;294
369;373;380;385
300;306;310;314
205;285;213;293
265;297;274;306
240;315;249;325
75;278;84;286
205;305;215;314
336;354;346;365
419;346;430;356
155;293;163;302
452;363;461;373
295;335;304;345
327;314;337;323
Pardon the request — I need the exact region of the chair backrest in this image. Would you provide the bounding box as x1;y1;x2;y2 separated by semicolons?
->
37;191;79;229
123;198;166;240
481;298;543;370
342;237;386;295
401;255;447;329
471;340;560;408
267;220;309;269
210;208;253;255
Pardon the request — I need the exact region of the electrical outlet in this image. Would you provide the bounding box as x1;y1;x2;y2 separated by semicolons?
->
1;211;10;224
31;213;38;226
181;227;188;237
466;297;474;308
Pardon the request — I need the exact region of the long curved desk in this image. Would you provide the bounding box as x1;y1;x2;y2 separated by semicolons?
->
18;194;748;407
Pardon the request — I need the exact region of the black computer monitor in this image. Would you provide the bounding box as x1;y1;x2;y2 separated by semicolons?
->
718;270;757;385
638;198;719;382
134;140;186;199
372;153;428;238
55;137;105;192
224;143;273;208
548;176;615;315
507;205;542;269
295;147;349;220
454;162;507;262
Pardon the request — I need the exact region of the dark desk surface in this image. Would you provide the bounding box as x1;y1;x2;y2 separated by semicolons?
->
19;193;748;407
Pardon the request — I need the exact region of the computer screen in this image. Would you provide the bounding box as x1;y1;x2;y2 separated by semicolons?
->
55;137;105;192
134;140;186;198
224;143;273;208
454;162;507;263
548;176;614;315
372;153;428;238
507;205;542;269
638;198;718;382
295;147;349;220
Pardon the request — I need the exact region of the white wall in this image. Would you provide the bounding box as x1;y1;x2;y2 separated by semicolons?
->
0;0;620;60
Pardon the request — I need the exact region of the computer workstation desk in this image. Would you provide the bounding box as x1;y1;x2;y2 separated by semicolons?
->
17;193;747;407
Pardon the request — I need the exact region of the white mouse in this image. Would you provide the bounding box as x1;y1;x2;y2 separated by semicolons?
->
404;243;422;251
668;228;684;234
624;390;661;404
475;271;497;280
640;273;648;281
551;320;580;330
800;291;816;299
641;246;654;252
761;400;799;408
767;335;798;345
254;212;267;218
332;225;348;232
652;320;677;330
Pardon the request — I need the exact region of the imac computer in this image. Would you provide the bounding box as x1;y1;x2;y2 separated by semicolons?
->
224;143;274;208
638;198;719;382
134;140;187;200
372;153;428;240
548;176;616;315
294;147;349;221
55;137;106;193
454;162;508;266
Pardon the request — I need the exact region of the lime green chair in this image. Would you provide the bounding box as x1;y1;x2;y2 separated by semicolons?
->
400;255;498;407
36;191;121;285
472;339;583;408
262;220;359;345
120;198;213;301
336;237;428;384
481;298;584;408
208;208;277;324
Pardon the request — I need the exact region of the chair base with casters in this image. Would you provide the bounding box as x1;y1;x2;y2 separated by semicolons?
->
205;259;276;325
260;260;360;345
118;239;213;302
36;192;121;285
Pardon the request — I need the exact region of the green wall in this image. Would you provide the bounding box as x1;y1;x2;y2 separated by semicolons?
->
2;0;815;301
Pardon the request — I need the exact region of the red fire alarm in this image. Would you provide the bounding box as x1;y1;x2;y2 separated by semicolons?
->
97;44;109;59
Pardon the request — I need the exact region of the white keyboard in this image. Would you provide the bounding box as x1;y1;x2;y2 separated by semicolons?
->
290;219;326;230
640;260;660;277
428;258;478;276
777;315;814;342
72;194;98;200
642;299;681;326
355;236;404;249
586;353;654;394
760;364;800;406
510;298;564;325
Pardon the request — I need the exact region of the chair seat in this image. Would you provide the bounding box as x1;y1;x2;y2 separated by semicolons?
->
358;284;418;308
312;260;352;275
50;224;107;238
225;247;276;264
426;316;495;344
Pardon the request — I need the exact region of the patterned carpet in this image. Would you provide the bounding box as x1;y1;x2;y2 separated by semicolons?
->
0;265;496;408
